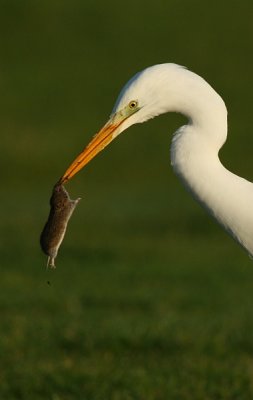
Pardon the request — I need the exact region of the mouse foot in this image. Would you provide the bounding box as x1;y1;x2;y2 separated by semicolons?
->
47;256;56;269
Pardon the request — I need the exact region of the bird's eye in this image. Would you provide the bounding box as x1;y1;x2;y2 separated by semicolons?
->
128;100;138;109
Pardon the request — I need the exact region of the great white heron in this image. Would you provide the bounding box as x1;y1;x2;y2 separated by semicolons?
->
59;64;252;257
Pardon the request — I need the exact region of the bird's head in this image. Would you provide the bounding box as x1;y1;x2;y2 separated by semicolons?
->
60;64;183;184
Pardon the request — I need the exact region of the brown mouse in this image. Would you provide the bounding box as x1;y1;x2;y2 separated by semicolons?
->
40;184;81;268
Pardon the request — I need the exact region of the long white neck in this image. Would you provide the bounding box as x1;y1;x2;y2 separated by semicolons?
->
114;64;253;257
170;69;253;257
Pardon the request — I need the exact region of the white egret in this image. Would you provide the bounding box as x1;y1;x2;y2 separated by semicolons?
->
60;63;253;257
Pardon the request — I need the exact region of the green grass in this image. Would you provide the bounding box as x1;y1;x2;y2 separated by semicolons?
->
2;236;253;399
1;0;253;398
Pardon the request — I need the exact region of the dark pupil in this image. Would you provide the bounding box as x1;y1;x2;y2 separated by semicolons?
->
131;102;135;108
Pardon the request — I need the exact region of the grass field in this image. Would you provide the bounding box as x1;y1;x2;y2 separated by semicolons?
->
1;1;253;399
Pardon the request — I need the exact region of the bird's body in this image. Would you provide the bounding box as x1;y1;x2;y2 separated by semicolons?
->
61;63;253;258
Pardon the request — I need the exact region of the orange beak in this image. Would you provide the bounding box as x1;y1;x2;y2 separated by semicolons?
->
59;113;127;184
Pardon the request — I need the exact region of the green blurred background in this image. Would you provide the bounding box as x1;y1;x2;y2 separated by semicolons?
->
1;1;253;398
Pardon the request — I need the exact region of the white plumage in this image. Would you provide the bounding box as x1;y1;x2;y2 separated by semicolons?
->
61;64;253;257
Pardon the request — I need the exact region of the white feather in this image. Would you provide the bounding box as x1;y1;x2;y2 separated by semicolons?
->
112;63;253;257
